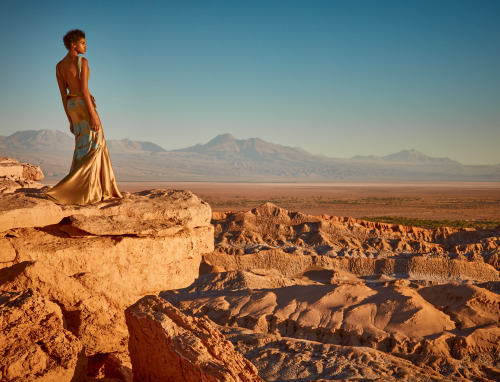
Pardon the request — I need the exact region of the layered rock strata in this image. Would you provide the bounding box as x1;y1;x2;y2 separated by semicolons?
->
209;203;500;280
1;189;214;297
126;295;263;382
163;270;500;381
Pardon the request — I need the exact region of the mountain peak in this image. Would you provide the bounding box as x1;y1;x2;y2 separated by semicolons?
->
1;129;73;150
384;149;430;161
106;139;166;154
382;149;460;164
207;133;237;144
174;133;315;162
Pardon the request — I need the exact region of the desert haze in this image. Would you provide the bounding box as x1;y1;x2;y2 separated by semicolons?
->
2;129;499;181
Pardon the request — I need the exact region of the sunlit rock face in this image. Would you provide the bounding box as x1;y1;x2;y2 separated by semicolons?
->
126;295;263;382
0;156;44;194
0;161;214;380
1;188;214;296
0;289;86;381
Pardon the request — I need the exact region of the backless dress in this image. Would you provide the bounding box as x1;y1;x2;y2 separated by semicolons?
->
46;56;122;205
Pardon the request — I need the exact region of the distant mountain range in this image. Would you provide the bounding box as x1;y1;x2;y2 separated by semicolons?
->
352;149;460;165
1;130;499;181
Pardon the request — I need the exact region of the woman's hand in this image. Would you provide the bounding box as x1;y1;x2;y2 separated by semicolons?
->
90;113;101;132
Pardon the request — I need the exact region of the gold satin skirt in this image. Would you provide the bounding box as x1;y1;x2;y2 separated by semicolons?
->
46;93;122;205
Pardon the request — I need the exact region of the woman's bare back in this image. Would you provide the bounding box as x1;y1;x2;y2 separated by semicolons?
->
57;56;86;94
57;35;100;132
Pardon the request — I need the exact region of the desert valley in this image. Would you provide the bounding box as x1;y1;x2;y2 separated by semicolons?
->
4;0;500;379
1;136;499;381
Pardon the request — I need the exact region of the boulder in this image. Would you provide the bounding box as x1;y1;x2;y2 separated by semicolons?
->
0;289;86;381
0;157;43;181
0;157;24;178
22;162;44;181
125;295;263;382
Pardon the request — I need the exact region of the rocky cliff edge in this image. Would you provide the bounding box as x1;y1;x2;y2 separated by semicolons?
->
0;158;214;380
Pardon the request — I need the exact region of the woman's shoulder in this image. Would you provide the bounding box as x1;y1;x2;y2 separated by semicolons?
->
56;59;64;77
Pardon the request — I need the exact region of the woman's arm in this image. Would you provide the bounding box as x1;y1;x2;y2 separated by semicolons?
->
56;66;73;134
80;57;101;132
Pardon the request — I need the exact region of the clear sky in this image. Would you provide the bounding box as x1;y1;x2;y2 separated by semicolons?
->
1;0;499;165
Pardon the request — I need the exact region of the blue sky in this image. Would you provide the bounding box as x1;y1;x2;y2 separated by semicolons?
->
1;0;499;165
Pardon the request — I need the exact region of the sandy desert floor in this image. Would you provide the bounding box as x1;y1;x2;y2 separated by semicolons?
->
114;181;500;221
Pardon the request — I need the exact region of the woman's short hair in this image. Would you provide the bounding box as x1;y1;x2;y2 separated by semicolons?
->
63;29;85;50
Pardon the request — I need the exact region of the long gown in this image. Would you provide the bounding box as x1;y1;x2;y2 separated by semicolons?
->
46;57;122;205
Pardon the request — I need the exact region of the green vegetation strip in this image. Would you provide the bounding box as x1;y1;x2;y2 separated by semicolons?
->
361;216;500;230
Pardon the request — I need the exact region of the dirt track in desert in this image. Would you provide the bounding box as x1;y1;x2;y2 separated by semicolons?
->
118;181;500;221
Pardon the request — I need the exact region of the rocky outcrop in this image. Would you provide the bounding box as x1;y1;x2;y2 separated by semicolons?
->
0;261;128;355
0;289;86;381
126;295;263;382
221;327;449;381
0;157;44;193
1;189;214;297
163;269;500;381
211;203;500;277
1;187;211;231
212;203;500;267
0;160;215;380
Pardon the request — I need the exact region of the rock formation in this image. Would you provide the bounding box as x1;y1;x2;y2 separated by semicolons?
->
126;295;263;382
0;261;129;355
0;160;215;380
157;203;500;381
1;189;214;297
209;203;500;279
0;157;44;193
0;289;86;381
163;269;500;381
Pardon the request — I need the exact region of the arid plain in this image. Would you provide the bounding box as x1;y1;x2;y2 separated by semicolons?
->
116;181;500;221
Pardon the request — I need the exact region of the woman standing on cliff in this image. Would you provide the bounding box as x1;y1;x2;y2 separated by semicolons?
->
46;29;122;205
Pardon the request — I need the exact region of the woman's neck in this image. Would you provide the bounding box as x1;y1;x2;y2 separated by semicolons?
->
66;49;79;60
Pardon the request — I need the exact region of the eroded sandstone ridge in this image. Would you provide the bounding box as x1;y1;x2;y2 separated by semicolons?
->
157;203;500;381
126;295;263;382
0;163;214;381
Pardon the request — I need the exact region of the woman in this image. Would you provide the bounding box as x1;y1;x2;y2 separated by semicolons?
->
46;29;122;205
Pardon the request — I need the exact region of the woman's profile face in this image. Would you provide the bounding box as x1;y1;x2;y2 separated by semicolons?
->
72;38;87;54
